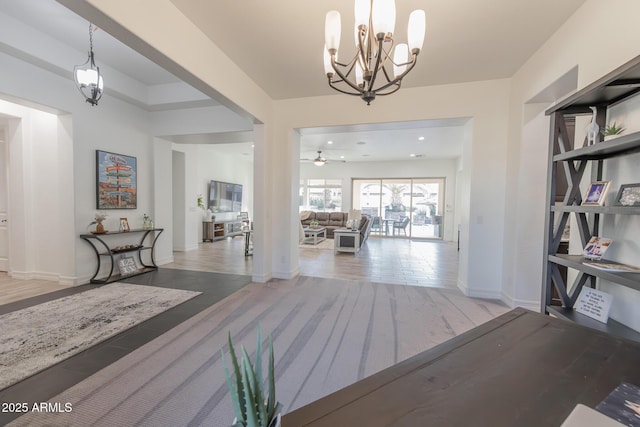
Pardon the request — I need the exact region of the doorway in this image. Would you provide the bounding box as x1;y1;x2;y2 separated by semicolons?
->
352;178;446;239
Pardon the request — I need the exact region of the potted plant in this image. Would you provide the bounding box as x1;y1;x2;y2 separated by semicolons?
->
602;122;625;141
89;212;108;233
222;326;281;427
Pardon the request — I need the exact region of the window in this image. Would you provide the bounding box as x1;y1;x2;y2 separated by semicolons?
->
299;179;342;212
352;178;445;239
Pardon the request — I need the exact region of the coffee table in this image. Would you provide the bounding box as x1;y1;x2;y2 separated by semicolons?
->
302;227;327;246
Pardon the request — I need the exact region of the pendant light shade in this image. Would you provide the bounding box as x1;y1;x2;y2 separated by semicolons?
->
73;23;104;106
408;10;426;52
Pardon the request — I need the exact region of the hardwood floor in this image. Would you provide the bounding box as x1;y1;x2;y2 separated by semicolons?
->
165;235;460;288
0;273;70;306
0;235;458;307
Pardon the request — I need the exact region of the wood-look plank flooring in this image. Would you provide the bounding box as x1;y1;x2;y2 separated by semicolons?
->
0;273;70;306
165;235;459;288
0;235;457;307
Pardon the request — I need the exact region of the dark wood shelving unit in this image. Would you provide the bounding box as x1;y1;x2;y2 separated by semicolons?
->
542;55;640;342
80;228;163;284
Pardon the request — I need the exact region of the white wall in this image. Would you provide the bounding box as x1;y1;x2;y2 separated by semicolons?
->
300;158;458;241
169;144;254;247
0;100;75;283
153;137;174;265
504;0;640;329
0;46;158;284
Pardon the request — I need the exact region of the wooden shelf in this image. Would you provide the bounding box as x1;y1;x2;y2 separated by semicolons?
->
543;56;640;337
546;305;640;342
551;205;640;215
88;266;158;285
553;131;640;161
546;55;640;114
203;220;243;242
549;254;640;292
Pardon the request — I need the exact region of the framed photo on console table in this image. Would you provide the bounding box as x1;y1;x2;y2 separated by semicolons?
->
96;150;137;209
118;256;137;276
615;183;640;206
582;181;611;206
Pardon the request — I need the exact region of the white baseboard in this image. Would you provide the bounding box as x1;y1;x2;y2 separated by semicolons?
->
501;291;541;312
9;271;80;286
271;266;300;280
156;255;174;265
457;278;502;300
173;244;199;252
252;272;272;283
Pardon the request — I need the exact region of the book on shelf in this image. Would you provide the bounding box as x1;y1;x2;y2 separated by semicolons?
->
583;261;640;273
582;236;613;260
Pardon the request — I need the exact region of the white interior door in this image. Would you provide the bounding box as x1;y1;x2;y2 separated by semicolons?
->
0;133;8;271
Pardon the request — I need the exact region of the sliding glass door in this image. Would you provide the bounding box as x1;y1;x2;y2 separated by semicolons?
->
352;178;445;239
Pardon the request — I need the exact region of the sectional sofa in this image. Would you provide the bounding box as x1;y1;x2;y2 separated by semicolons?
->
300;211;372;246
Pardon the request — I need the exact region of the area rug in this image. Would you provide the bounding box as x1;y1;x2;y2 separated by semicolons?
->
0;282;200;390
298;238;334;250
7;276;509;426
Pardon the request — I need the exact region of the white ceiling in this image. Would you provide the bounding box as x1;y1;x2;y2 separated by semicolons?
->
0;0;586;161
169;0;585;100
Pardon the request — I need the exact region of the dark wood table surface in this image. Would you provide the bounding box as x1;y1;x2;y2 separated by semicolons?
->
282;307;640;427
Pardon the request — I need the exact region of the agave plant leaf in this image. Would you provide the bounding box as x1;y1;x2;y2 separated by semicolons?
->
223;328;279;427
222;349;244;425
241;352;260;427
267;335;280;421
227;332;246;424
255;324;265;399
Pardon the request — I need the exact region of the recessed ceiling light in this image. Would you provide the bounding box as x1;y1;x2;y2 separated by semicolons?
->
418;136;425;141
328;140;333;144
251;144;255;148
410;153;416;157
340;155;345;159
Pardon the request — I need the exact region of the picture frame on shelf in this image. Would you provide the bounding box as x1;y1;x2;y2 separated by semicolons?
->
96;150;137;209
614;183;640;207
117;255;137;276
582;236;613;260
581;181;611;206
119;217;130;232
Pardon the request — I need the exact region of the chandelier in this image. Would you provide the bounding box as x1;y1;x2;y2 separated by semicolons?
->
324;0;425;105
73;23;104;106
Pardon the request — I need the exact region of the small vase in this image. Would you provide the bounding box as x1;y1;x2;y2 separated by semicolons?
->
96;222;105;233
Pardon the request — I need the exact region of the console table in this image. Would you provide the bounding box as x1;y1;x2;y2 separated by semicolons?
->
80;228;163;284
283;308;640;426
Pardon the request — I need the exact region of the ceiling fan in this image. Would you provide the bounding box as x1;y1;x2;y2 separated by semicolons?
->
300;150;345;166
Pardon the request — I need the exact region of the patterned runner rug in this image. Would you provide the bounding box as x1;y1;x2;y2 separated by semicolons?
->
0;282;200;390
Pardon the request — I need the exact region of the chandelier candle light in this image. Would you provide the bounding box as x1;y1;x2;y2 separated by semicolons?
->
74;23;104;106
324;0;425;105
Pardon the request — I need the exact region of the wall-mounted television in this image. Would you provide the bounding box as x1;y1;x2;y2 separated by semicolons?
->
208;180;242;213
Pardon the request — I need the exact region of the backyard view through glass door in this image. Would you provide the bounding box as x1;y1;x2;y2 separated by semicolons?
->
352;178;445;239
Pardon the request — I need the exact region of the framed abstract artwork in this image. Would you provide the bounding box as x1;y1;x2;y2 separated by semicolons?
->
96;150;137;209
